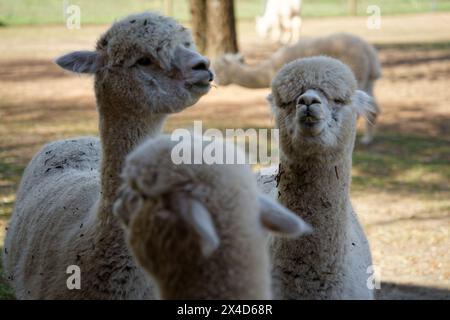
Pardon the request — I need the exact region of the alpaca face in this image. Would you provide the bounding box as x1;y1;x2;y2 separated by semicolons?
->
56;12;213;114
269;56;373;159
272;89;358;157
94;13;213;114
113;135;311;298
96;44;213;115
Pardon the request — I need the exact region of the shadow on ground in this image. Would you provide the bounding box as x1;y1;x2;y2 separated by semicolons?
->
0;60;69;82
377;282;450;300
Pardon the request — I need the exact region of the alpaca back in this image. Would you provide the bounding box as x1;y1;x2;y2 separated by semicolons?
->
3;137;101;298
4;137;156;299
273;34;372;88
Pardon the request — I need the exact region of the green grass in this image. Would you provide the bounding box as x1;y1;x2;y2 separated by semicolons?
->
353;132;450;194
0;160;21;299
0;252;14;299
1;0;450;26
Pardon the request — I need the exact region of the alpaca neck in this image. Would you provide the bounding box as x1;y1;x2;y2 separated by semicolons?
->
273;152;352;298
157;264;270;299
96;98;166;224
228;60;274;88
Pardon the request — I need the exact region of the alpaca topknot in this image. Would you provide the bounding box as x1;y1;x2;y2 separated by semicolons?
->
96;12;192;68
271;56;357;107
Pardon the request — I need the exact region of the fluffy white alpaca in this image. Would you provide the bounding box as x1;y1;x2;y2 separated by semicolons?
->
113;134;311;299
256;0;302;44
3;12;213;299
258;56;375;299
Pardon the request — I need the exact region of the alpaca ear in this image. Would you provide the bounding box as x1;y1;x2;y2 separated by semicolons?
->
351;90;376;121
266;93;275;106
55;50;101;74
172;193;220;257
222;53;242;64
235;53;245;63
113;187;143;227
266;93;277;113
222;54;233;63
258;194;312;237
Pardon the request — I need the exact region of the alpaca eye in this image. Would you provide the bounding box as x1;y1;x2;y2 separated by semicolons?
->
137;57;152;66
184;42;191;48
334;99;344;105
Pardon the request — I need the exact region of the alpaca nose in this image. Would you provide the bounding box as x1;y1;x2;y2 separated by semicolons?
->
297;90;321;106
190;56;213;81
191;57;211;72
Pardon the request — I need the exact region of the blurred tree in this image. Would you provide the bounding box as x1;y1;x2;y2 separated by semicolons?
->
349;0;358;15
189;0;208;53
164;0;173;17
189;0;238;59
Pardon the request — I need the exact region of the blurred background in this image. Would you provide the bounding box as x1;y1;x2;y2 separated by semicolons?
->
0;0;449;299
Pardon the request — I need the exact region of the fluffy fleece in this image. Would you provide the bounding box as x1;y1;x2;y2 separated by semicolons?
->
3;12;212;299
259;56;375;299
113;134;312;299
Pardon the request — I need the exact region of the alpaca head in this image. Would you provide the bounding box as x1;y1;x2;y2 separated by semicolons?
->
56;12;213;114
113;134;311;298
211;53;244;86
268;56;373;160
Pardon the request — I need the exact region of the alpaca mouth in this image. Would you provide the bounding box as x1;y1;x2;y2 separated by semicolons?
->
186;80;211;95
301;116;320;124
191;79;211;87
298;113;325;136
185;70;214;93
299;114;323;125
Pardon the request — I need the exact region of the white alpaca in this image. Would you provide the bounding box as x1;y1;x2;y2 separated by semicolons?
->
113;134;311;299
256;0;302;44
258;56;375;299
3;12;213;299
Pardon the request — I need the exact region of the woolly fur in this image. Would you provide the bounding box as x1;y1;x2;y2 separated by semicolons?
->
114;135;274;299
260;57;375;299
3;12;209;299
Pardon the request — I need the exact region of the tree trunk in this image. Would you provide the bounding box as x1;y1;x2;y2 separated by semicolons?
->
189;0;207;54
348;0;358;16
206;0;238;58
164;0;173;17
189;0;238;59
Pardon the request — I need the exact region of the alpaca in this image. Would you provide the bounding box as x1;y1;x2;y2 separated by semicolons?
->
259;56;375;299
113;134;312;299
213;33;381;144
256;0;302;44
3;12;213;299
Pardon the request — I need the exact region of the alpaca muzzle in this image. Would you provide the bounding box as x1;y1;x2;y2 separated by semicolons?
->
297;104;326;137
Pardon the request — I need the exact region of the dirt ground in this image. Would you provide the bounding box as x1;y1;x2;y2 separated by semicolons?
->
0;13;449;299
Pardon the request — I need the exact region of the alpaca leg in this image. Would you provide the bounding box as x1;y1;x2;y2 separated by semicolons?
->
291;16;301;43
273;23;282;44
285;25;293;45
280;30;290;45
280;18;292;45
